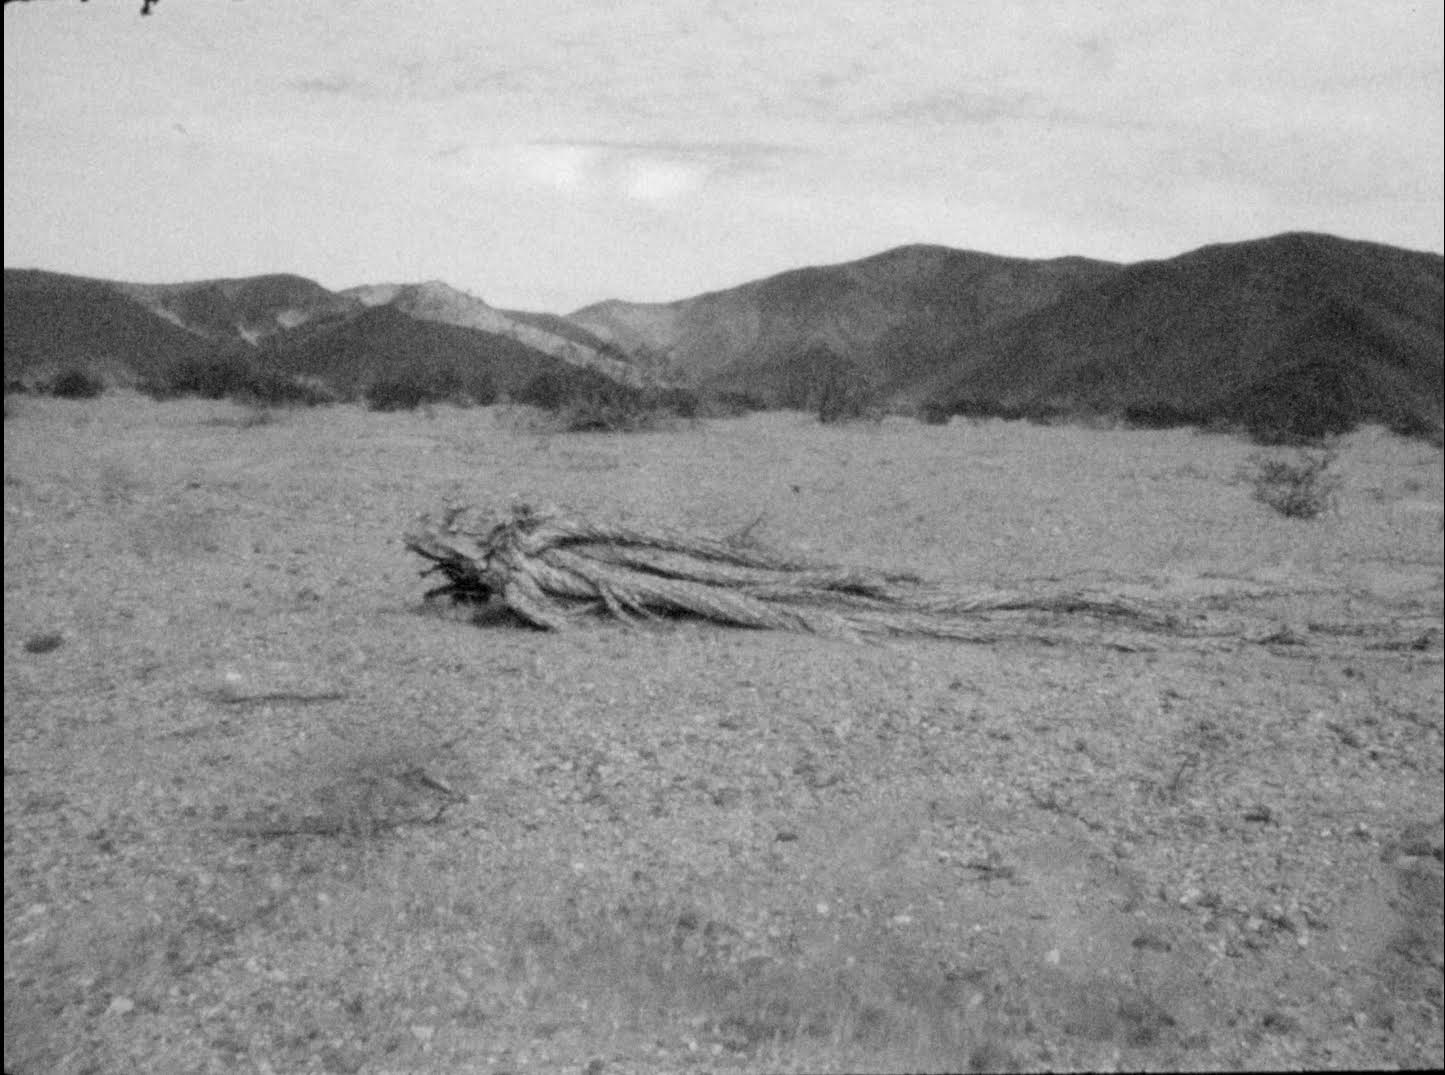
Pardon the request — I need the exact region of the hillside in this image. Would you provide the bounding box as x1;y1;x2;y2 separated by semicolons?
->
3;269;223;386
7;232;1441;438
2;269;637;400
568;244;1121;399
116;274;360;345
930;232;1444;436
257;305;577;397
345;281;644;385
567;234;1443;437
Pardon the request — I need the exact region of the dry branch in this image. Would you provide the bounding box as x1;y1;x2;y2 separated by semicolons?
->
405;502;1183;643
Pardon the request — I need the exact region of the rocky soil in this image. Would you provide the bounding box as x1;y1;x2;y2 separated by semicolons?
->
5;395;1442;1073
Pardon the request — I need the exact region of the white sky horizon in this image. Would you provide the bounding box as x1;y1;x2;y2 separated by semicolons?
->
5;0;1442;313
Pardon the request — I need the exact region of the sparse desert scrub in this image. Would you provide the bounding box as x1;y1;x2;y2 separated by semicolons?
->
141;354;339;409
916;400;953;425
47;367;107;399
815;364;878;425
364;375;438;412
4;395;1442;1074
1242;447;1342;518
517;369;697;433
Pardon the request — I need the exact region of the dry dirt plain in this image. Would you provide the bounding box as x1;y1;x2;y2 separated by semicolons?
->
5;393;1443;1074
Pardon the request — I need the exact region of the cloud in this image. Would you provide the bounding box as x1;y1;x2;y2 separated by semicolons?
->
494;139;804;207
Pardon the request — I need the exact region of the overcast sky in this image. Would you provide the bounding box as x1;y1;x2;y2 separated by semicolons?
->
5;0;1442;312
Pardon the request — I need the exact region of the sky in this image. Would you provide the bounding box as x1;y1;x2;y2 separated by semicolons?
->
5;0;1442;313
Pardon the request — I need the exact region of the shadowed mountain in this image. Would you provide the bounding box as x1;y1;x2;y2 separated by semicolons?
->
343;281;643;384
4;269;641;398
567;234;1443;437
115;274;361;345
4;269;219;385
568;244;1121;401
7;232;1441;438
257;304;578;397
928;232;1444;437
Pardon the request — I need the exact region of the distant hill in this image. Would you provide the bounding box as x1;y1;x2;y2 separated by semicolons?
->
2;268;640;399
115;274;359;345
566;233;1443;437
927;232;1444;437
257;304;581;397
340;280;644;385
568;244;1121;400
7;232;1441;439
3;269;217;385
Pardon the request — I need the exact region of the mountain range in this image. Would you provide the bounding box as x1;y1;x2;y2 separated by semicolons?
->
5;231;1441;437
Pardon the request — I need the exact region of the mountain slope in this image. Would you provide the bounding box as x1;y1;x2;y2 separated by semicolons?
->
258;305;576;396
568;244;1121;400
3;269;219;384
7;232;1440;439
114;272;642;384
115;274;360;345
567;233;1442;436
346;281;643;385
932;232;1444;434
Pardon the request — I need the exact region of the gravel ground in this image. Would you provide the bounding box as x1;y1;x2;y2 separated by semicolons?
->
5;394;1442;1073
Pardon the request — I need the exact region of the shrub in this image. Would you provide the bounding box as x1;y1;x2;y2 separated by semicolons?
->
917;400;952;426
815;363;876;424
516;367;691;432
49;368;106;399
515;369;573;411
558;382;672;433
1244;449;1341;519
365;377;435;412
1123;401;1202;431
142;356;340;408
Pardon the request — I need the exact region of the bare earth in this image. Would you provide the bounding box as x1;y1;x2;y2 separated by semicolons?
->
5;394;1442;1074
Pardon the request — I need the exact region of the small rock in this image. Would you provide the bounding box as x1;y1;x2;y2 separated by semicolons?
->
106;995;135;1016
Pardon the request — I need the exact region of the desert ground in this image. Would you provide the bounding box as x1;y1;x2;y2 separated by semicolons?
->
4;393;1443;1074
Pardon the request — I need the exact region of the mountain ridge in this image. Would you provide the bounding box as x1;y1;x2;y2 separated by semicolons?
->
5;231;1441;438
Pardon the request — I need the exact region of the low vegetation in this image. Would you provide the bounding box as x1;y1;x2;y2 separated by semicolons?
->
814;364;878;424
516;368;699;432
141;354;339;408
47;367;108;399
1243;448;1342;519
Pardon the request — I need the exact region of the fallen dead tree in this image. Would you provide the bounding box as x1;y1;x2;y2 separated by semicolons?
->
404;502;1184;643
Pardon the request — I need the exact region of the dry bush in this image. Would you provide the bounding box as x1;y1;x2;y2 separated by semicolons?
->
48;368;107;399
815;363;879;425
519;374;697;434
1243;449;1341;519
